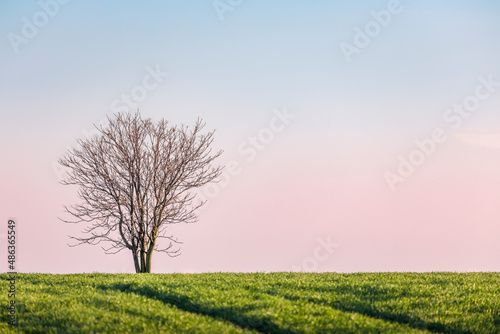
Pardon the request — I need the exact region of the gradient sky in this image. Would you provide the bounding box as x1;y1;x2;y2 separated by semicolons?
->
1;0;500;273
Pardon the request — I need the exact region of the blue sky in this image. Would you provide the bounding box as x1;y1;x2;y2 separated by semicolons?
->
2;0;500;132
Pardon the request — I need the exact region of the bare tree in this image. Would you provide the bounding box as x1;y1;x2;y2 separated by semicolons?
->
59;112;223;273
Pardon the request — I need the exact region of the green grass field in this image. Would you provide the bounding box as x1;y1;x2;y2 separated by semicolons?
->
0;272;499;333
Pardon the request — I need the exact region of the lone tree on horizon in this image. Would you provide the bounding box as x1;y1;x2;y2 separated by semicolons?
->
59;112;223;273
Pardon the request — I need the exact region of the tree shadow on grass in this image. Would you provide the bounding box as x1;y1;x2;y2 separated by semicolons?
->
99;283;295;334
262;285;471;334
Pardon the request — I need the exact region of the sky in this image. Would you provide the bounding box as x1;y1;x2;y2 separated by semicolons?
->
1;0;500;273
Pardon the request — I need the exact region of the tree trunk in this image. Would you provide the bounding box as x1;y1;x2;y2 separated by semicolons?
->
140;250;146;272
145;249;153;273
132;249;151;273
132;231;155;273
132;249;141;273
144;237;155;273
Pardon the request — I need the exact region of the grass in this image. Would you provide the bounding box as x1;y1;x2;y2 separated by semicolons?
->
0;272;499;333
